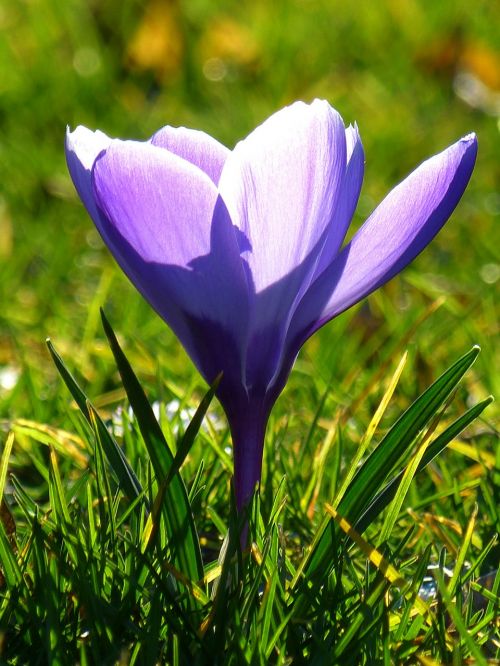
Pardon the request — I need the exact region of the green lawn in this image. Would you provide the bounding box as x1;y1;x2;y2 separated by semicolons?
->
0;1;498;662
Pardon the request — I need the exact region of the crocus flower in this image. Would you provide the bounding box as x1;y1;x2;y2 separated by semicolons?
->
66;100;477;509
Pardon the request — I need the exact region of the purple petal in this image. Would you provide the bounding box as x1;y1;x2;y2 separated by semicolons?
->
90;139;250;388
218;100;349;389
150;125;229;185
313;123;365;277
289;133;478;345
219;99;347;294
65;126;113;225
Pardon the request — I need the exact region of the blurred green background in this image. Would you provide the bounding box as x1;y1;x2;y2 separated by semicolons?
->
0;0;498;428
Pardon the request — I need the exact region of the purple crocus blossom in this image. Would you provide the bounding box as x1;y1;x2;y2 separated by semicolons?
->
65;100;477;509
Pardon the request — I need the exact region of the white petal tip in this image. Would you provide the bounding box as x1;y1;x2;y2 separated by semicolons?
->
461;132;477;144
65;126;113;169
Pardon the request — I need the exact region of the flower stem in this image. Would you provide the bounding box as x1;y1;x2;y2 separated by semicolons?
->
228;405;268;512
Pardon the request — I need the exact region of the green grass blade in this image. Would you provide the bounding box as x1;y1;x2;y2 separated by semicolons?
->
46;338;143;503
447;503;478;598
333;351;408;510
394;544;432;642
332;575;389;660
0;432;14;503
31;517;64;665
0;518;22;588
169;372;221;490
47;446;80;564
260;559;280;649
88;403;117;546
377;400;448;545
356;395;493;533
301;346;481;584
338;346;480;522
434;569;488;665
264;608;295;660
297;370;334;466
100;309;203;581
48;447;72;525
10;474;38;522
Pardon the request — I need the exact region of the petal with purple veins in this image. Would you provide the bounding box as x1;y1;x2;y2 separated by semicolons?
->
219;99;348;295
289;133;478;347
91;139;250;388
218;100;350;388
313;123;365;278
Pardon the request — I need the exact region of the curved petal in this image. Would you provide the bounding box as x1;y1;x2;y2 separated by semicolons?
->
219;99;347;294
313;123;365;277
218;100;350;390
150;125;229;185
289;133;478;346
65;125;113;224
90;139;250;389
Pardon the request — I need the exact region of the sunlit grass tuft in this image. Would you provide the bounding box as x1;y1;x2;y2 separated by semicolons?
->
0;320;496;663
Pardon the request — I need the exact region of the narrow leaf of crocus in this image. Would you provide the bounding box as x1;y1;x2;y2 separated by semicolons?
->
207;505;228;539
46;338;143;503
332;575;392;659
87;402;117;546
100;309;203;582
162;561;210;606
172;372;222;488
142;377;223;554
86;484;97;549
300;414;339;515
460;534;498;591
448;439;495;465
298;372;335;468
337;345;480;526
140;486;165;554
12;419;88;468
356;395;493;534
302;345;480;585
376;405;442;546
31;519;63;662
9;475;37;521
141;370;221;554
240;538;273;623
264;609;296;661
260;549;280;649
342;297;444;424
206;489;248;635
